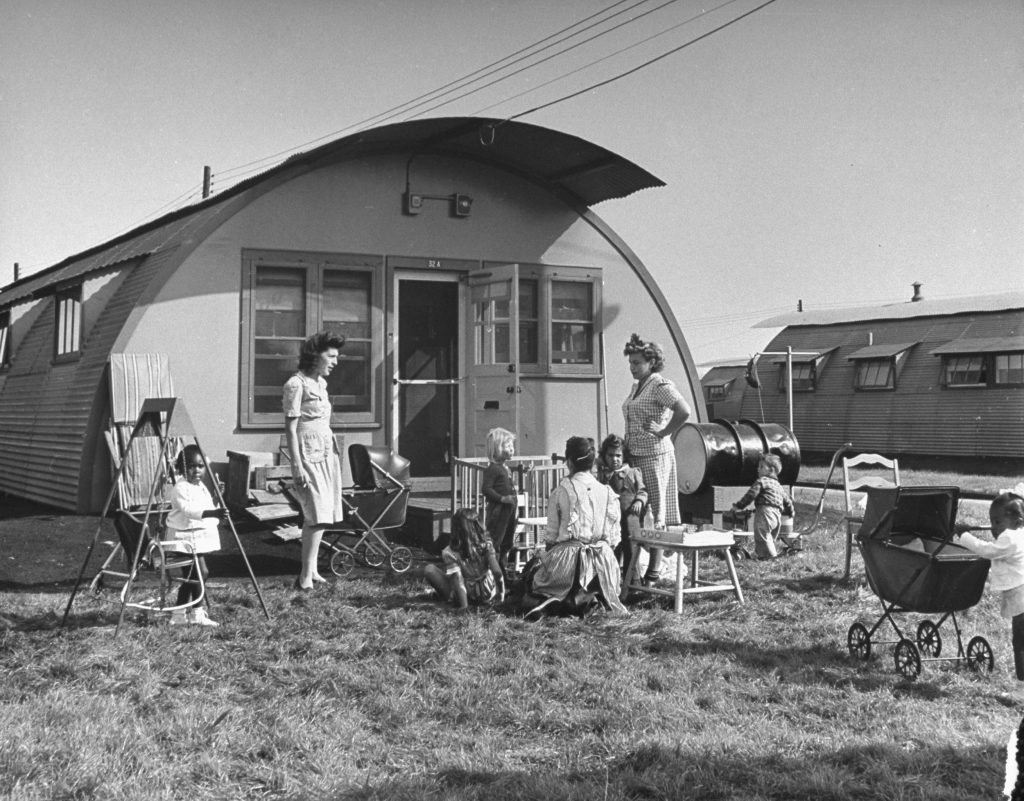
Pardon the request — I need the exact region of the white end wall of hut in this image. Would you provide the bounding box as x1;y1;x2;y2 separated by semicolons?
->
113;154;694;467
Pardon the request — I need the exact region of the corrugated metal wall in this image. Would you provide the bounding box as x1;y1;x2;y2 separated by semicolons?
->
0;249;178;511
738;311;1024;461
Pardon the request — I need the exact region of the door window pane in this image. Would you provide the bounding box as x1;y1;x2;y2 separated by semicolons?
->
473;279;512;365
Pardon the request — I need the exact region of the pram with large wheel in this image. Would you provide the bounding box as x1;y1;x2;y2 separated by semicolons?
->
846;486;994;679
322;445;414;577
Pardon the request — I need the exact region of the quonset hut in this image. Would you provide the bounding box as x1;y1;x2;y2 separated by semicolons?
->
0;117;705;512
746;285;1024;471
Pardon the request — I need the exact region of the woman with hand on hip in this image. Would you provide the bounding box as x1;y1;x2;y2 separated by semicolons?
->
621;333;692;584
283;332;346;591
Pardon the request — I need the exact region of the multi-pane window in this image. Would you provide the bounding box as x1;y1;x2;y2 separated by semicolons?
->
550;280;593;365
471;278;512;366
243;252;378;426
777;361;816;392
942;355;986;387
995;353;1024;385
706;383;729;401
850;348;912;391
939;351;1023;388
477;263;602;376
54;286;82;360
0;309;9;368
854;359;893;389
775;348;835;392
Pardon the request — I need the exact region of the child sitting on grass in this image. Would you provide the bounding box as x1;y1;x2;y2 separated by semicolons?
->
957;489;1024;681
731;453;795;560
419;508;505;612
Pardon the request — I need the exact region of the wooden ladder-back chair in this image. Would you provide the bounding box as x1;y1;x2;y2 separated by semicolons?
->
842;453;901;580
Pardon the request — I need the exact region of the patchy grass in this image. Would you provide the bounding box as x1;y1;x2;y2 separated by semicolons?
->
0;501;1019;800
796;466;1013;497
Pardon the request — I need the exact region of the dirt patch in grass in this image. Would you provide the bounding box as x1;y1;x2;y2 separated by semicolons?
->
0;494;303;592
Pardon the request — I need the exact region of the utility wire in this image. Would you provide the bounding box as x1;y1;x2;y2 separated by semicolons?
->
214;0;648;182
505;0;779;123
473;0;741;116
400;0;696;123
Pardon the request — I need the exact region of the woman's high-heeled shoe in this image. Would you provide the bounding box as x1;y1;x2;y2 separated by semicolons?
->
293;578;313;592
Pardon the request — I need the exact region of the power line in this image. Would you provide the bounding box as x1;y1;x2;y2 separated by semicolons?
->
505;0;779;123
402;0;700;123
213;0;650;183
472;0;741;116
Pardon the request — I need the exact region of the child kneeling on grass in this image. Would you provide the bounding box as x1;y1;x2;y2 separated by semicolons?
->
419;508;505;612
956;489;1024;681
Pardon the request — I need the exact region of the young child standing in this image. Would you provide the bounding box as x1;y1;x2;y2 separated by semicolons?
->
420;508;505;611
597;434;648;580
163;445;222;626
482;427;519;573
957;491;1024;680
731;453;795;560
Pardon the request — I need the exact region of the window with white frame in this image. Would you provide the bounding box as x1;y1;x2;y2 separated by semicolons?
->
54;286;82;361
775;352;833;392
942;354;987;387
995;353;1024;386
487;263;602;376
241;251;380;427
938;350;1024;388
848;345;914;391
705;382;730;401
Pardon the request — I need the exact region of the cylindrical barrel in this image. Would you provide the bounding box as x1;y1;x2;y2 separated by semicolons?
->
675;419;800;494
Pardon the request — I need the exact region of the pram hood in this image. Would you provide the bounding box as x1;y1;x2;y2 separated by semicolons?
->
348;444;412;490
857;486;959;545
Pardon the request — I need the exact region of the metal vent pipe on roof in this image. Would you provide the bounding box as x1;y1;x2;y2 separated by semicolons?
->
911;281;923;302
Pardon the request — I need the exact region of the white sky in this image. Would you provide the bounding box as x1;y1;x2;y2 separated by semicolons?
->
2;0;1022;366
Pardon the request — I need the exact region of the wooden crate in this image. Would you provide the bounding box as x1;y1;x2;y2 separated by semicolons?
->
226;451;275;508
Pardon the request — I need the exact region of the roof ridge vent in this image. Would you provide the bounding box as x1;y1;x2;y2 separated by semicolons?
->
911;281;923;302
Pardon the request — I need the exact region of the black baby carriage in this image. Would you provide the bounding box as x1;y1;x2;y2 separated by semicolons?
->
322;444;415;577
846;486;994;679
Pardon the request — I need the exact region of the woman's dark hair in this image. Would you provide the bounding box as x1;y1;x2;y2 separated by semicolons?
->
450;508;487;560
600;434;624;462
297;331;346;372
565;436;596;474
623;333;666;373
174;444;204;476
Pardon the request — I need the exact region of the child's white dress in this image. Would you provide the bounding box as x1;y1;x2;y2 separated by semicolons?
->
163;480;221;554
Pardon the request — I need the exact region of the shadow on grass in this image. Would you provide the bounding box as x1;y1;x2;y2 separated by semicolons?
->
328;740;1004;801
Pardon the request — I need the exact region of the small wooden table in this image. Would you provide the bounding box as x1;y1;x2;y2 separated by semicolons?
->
624;527;744;613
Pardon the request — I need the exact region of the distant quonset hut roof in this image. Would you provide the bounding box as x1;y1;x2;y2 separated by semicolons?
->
0;117;664;309
755;290;1024;329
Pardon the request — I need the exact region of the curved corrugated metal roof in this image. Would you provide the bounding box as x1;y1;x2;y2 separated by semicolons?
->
0;117;664;309
755;291;1024;329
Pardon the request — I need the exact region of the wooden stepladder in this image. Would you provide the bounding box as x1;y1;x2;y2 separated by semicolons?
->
63;397;271;633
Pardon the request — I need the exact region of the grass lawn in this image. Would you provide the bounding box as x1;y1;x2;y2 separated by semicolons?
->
0;497;1019;800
